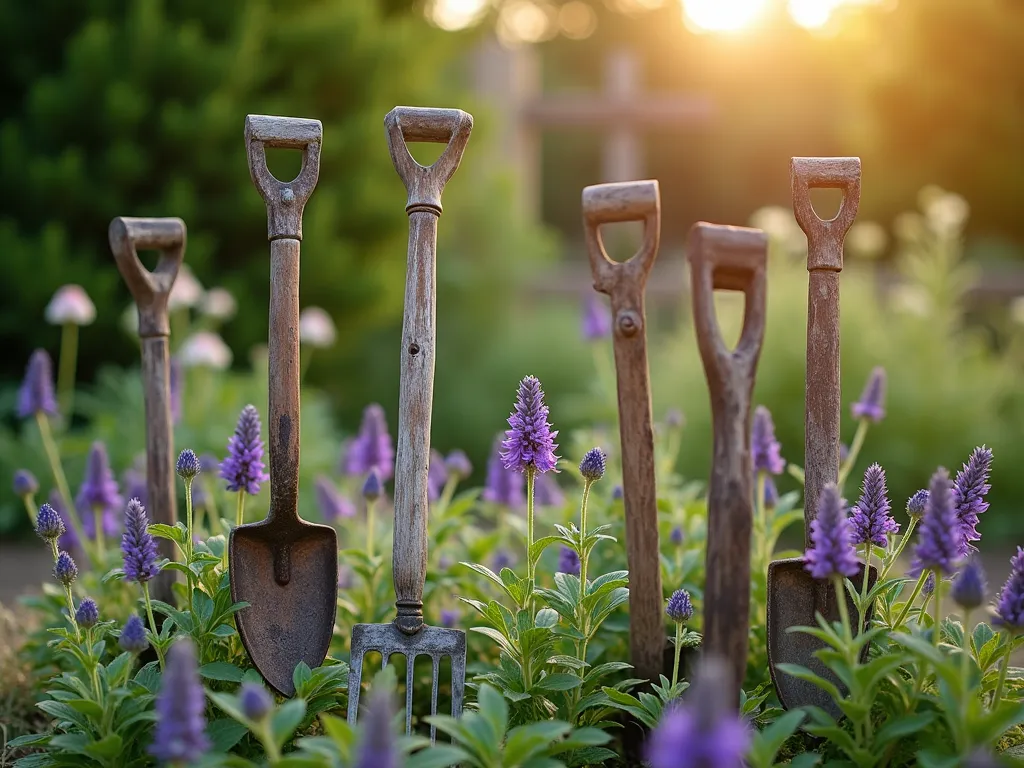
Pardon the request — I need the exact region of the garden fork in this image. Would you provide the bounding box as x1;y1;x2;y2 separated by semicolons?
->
347;107;472;740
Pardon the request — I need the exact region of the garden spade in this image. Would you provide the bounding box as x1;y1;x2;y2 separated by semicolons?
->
347;107;473;739
687;222;767;707
230;115;337;697
109;216;185;604
581;180;664;684
766;157;876;715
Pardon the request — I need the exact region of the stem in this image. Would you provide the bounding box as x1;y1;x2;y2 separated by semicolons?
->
438;476;458;515
366;498;377;559
63;585;80;642
834;575;853;644
993;636;1014;709
933;574;942;649
838;419;870;491
579;480;593;594
894;571;929;628
260;725;282;762
22;494;37;526
671;622;683;689
235;491;246;529
143;583;165;669
961;608;972;706
861;545;872;603
57;323;79;423
184;478;195;563
36;412;89;562
93;504;106;565
755;471;767;572
879;517;918;582
526;469;536;590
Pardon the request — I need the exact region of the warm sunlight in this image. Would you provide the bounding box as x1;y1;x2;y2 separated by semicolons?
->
681;0;771;33
788;0;839;28
426;0;489;31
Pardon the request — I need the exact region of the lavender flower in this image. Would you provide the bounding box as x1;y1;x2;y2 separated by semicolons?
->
119;615;149;653
149;640;210;764
952;446;993;558
493;550;515;572
75;598;99;629
994;548;1024;630
169;357;182;425
362;469;382;502
665;408;685;429
670;526;684;546
666;589;693;623
907;489;929;518
646;657;751;768
852;367;886;422
952;557;987;611
35;503;65;541
354;683;398;768
500;376;559;475
17;350;58;419
764;475;778;508
344;404;394;481
220;405;268;495
482;437;524;507
315;476;356;521
752;406;785;475
122;498;160;583
428;450;448;502
612;485;623;501
76;442;122;538
579;448;606;482
176;449;201;481
445;450;473;480
13;469;38;497
923;572;936;597
910;469;960;577
803;484;859;580
53;551;77;585
850;463;899;547
581;293;612;340
558;546;581;576
440;609;459;628
534;473;564;508
240;683;273;721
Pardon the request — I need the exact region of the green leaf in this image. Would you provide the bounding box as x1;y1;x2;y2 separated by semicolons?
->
875;712;937;745
84;734;123;760
477;684;509;745
210;623;236;637
199;662;246;682
503;720;572;765
748;710;806;768
405;746;471;768
208;691;247;723
773;663;842;701
293;662;313;694
64;698;104;719
271;698;308;748
207;718;250;752
533;674;582;692
535;608;559;629
150;523;187;545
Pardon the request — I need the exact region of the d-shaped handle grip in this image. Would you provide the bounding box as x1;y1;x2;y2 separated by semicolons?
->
791;157;861;272
108;217;187;338
582;180;661;296
384;106;473;215
245;115;323;240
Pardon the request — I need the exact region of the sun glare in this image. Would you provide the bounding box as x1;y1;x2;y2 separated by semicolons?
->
427;0;489;31
787;0;838;28
682;0;771;33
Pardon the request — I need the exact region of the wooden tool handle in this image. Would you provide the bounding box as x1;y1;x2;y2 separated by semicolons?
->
108;217;186;338
687;221;768;707
581;180;664;682
791;158;860;541
245;115;322;240
387;107;473;635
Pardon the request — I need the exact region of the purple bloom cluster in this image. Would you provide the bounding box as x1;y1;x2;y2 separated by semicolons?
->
77;442;122;539
534;474;564;508
994;548;1024;630
344;404;394;481
444;450;472;480
240;683;273;721
666;589;694;623
17;349;58;419
952;446;993;559
219;405;268;495
764;475;778;508
493;549;515;572
176;449;201;481
315;476;356;520
149;640;210;764
907;489;929;518
951;557;988;611
483;437;524;507
850;463;899;547
581;293;612;340
121;498;160;583
804;484;859;580
852;367;886;422
35;503;65;541
48;490;77;552
13;469;38;497
119;614;149;653
362;469;383;502
670;526;684;547
54;551;78;586
579;448;606;482
428;450;448;502
75;598;99;629
558;546;581;576
500;376;559;475
440;609;459;628
751;406;785;475
910;469;960;577
354;684;398;768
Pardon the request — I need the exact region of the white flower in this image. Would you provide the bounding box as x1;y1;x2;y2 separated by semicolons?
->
168;266;204;311
846;222;888;259
299;307;336;348
750;206;800;243
45;285;96;326
122;304;139;336
178;331;232;370
199;287;237;321
925;192;970;237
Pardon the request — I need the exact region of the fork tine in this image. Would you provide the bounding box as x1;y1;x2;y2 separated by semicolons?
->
405;652;416;735
430;654;440;744
347;647;364;725
450;648;466;717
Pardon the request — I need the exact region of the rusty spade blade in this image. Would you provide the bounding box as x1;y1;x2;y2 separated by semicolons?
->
581;180;664;684
687;222;767;708
348;107;473;741
109;217;185;604
767;157;877;716
230;115;337;697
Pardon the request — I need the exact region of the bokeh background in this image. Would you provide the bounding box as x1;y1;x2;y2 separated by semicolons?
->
2;0;1024;546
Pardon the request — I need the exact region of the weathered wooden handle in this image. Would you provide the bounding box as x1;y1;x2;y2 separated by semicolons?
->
687;221;768;708
385;106;473;214
388;107;473;635
245;115;323;240
791;157;861;271
582;180;660;295
108;217;186;338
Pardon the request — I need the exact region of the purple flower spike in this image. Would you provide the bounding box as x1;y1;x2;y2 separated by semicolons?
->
850;463;899;547
54;551;78;585
440;609;459;628
534;473;564;508
76;442;122;539
354;683;399;768
952;446;993;559
923;572;936;597
910;469;960;577
670;526;684;546
13;469;39;497
315;476;355;521
764;475;779;508
176;449;201;481
240;683;273;721
122;498;160;583
852;367;887;422
952;557;987;611
483;437;525;508
428;450;448;502
149;640;210;764
579;448;606;482
804;484;859;581
493;549;515;572
558;546;581;576
994;548;1024;631
612;485;623;501
500;376;559;475
344;404;394;481
907;489;929;518
75;598;99;629
35;503;65;541
445;450;472;480
219;406;268;495
119;614;149;653
362;469;383;502
666;589;693;623
17;350;58;419
581;293;612;341
752;406;785;476
646;656;751;768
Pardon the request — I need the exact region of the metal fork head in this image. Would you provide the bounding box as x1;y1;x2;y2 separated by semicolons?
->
347;622;466;743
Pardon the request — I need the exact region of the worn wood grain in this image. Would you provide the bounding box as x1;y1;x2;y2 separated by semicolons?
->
582;179;664;684
108;216;186;603
687;222;767;708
